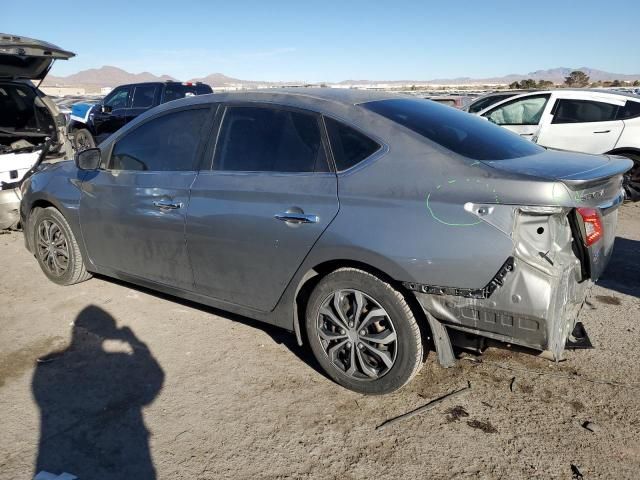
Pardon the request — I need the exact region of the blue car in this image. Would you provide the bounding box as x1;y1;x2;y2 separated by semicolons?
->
69;81;213;150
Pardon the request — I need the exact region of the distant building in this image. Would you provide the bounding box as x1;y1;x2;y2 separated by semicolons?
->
40;86;86;96
101;87;113;95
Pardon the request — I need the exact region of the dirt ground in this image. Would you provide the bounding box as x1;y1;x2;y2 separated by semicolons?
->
1;203;639;480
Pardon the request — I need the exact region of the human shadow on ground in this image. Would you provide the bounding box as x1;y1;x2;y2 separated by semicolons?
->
32;305;164;479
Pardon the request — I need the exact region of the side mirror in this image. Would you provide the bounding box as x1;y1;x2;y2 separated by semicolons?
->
101;104;113;114
75;148;102;171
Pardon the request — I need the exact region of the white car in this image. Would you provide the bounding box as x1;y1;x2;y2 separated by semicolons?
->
476;89;640;200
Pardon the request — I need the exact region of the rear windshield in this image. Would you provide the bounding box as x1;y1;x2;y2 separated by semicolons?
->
162;84;213;103
362;98;544;160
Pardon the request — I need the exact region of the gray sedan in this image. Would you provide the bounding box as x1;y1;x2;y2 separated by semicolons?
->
20;89;632;394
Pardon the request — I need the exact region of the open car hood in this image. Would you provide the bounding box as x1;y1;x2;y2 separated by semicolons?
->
0;33;75;80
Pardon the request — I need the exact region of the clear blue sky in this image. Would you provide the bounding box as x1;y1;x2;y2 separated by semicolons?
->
4;0;640;82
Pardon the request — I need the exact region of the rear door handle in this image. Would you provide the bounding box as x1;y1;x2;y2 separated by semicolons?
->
153;200;182;210
274;212;319;224
593;130;611;134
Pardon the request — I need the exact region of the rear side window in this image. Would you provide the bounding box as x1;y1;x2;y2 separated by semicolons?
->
552;99;619;124
617;100;640;120
131;85;157;108
363;98;544;160
162;83;213;103
110;108;209;171
324;117;380;171
214;106;329;173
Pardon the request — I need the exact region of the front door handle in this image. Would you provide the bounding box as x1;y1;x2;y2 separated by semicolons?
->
153;200;182;210
274;212;319;224
593;130;611;134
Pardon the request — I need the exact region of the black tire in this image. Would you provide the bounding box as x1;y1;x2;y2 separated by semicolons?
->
621;153;640;202
73;128;96;152
305;268;423;395
31;207;92;286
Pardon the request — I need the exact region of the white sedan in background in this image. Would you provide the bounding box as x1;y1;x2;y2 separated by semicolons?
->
476;89;640;200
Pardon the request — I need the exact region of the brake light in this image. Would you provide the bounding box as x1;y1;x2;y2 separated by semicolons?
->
577;207;603;246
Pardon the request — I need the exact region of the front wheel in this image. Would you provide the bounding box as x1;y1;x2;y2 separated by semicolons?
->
32;207;92;285
73;128;96;152
305;268;423;394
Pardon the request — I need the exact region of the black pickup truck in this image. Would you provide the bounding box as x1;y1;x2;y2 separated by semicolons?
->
69;81;213;149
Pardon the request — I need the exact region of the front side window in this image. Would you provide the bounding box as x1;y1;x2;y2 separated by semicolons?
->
324;117;380;171
131;85;157;108
103;87;131;109
214;106;328;173
485;95;549;126
363;98;544;161
110;108;209;171
552;99;619;124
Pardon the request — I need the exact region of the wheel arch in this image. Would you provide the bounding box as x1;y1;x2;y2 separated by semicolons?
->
291;259;427;348
605;147;640;159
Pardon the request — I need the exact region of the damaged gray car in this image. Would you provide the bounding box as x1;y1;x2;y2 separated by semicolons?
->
0;33;75;229
20;90;632;394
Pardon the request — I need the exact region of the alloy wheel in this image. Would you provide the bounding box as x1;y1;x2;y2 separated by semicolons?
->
36;219;70;277
316;289;398;380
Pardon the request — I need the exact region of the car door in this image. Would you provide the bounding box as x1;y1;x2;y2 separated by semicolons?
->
127;84;160;122
535;97;625;154
186;104;339;312
79;105;213;290
483;94;551;140
93;86;132;142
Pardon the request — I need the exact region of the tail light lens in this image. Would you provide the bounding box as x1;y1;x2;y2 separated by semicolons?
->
577;207;603;246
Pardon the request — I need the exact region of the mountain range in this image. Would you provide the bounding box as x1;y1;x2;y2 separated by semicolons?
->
43;66;640;89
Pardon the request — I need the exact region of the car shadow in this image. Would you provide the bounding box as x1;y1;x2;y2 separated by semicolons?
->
596;236;640;298
32;305;164;480
94;275;329;381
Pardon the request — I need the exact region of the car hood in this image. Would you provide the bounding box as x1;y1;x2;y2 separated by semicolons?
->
0;33;75;80
481;149;633;185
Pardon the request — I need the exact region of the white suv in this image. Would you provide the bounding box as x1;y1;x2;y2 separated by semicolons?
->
476;89;640;200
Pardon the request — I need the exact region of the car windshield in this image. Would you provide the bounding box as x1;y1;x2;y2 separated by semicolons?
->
467;93;516;113
362;98;544;160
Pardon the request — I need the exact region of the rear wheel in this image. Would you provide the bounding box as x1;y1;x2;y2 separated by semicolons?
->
73;128;96;152
305;268;423;394
32;207;92;285
621;153;640;202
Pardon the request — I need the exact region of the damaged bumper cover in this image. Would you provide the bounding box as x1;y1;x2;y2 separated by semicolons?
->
407;202;617;362
0;187;21;229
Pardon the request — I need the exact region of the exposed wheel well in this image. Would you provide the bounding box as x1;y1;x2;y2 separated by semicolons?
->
293;260;429;350
605;148;640;159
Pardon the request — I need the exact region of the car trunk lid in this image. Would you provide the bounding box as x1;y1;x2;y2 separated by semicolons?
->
482;149;633;281
0;33;75;80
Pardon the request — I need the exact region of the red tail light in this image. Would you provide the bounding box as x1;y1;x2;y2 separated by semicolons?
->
577;207;603;246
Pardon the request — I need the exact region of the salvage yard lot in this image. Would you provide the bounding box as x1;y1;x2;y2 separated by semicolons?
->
1;203;639;479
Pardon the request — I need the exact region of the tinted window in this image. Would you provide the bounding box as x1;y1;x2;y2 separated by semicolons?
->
363;98;544;160
552;99;619;124
324;117;381;171
104;87;131;109
467;93;517;113
162;83;214;103
616;100;640;120
110;108;209;171
131;85;157;108
486;95;549;125
214;106;328;172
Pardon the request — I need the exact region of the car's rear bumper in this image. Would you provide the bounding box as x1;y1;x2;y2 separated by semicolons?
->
0;187;21;230
411;254;589;360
